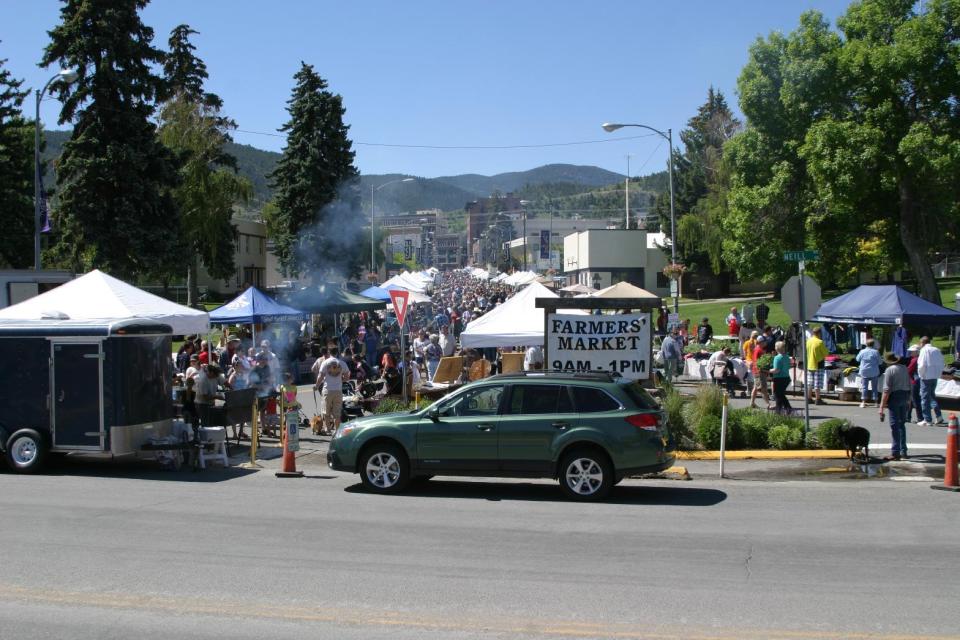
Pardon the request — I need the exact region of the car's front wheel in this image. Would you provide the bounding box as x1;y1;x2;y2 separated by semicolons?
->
559;448;613;501
359;443;410;494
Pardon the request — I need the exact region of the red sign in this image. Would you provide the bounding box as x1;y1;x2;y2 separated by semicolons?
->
388;289;410;328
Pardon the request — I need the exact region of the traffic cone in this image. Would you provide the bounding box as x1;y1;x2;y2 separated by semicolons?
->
932;413;959;492
276;411;303;478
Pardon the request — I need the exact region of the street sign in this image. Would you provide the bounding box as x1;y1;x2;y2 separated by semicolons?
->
783;250;820;262
781;275;821;323
389;289;410;327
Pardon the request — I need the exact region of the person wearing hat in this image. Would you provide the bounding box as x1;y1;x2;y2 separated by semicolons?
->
916;336;946;426
855;338;881;408
185;354;203;381
879;352;911;460
218;334;242;371
905;344;923;423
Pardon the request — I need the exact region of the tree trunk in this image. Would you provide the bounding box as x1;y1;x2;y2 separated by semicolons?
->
898;181;941;305
187;259;199;308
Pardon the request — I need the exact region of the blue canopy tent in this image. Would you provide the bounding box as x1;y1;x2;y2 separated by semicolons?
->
209;287;305;347
810;285;960;325
359;285;392;302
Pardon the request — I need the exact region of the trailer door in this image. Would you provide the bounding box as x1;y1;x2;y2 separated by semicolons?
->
51;342;102;449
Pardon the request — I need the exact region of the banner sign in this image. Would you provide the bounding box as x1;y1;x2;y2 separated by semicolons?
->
547;313;651;380
539;229;550;259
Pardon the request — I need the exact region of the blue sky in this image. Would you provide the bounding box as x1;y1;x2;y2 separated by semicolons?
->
3;0;852;178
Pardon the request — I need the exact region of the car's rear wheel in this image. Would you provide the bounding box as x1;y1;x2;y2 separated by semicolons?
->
559;448;613;501
359;443;409;494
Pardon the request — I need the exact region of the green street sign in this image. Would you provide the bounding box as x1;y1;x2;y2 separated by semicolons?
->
783;250;820;262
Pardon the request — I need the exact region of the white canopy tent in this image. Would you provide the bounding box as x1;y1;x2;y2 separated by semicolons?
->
504;271;539;286
0;269;209;335
460;282;585;348
382;272;427;293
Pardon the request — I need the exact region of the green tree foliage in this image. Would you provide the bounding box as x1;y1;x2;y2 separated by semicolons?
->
0;49;36;268
267;62;361;278
158;24;249;303
41;0;181;280
158;97;251;297
661;88;741;274
725;1;960;302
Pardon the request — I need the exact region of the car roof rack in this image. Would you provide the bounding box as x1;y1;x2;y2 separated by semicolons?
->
489;370;622;382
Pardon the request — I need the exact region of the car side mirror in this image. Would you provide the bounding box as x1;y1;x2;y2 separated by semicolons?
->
428;409;440;422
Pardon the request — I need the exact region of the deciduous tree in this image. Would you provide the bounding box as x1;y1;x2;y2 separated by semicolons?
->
0;49;36;268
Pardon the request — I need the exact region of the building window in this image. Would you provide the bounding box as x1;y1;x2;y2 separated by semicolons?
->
244;235;251;254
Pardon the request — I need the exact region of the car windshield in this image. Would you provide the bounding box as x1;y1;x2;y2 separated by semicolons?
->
619;381;660;410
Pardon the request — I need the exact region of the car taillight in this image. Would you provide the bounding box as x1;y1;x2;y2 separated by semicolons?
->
626;414;659;431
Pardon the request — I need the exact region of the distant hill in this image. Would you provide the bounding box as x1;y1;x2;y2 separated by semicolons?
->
41;131;665;216
434;164;626;197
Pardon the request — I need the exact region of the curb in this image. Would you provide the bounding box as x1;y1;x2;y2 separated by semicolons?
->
676;450;850;460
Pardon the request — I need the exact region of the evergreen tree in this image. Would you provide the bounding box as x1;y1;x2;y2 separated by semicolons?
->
41;0;181;281
0;49;36;268
158;24;249;304
266;62;361;278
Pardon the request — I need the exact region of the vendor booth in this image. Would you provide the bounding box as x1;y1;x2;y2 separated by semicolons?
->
209;286;304;347
810;285;960;399
460;282;571;348
284;284;387;315
0;269;209;335
0;318;175;472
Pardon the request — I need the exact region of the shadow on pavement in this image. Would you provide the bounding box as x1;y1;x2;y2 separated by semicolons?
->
1;453;259;482
345;480;727;506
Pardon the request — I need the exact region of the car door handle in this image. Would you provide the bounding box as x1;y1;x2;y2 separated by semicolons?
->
476;424;495;432
552;422;570;430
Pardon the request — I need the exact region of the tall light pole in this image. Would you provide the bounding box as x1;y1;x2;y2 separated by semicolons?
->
370;177;414;276
602;122;677;314
34;68;78;270
625;154;632;229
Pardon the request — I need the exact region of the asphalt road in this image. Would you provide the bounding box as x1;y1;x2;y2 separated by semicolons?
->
2;457;959;640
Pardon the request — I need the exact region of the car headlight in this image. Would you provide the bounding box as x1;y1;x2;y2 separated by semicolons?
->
334;422;360;439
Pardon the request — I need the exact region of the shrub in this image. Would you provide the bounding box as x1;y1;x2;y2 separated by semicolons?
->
681;385;724;429
373;397;417;414
695;414;724;450
768;424;804;450
816;418;851;450
661;387;692;447
739;410;772;449
724;408;752;449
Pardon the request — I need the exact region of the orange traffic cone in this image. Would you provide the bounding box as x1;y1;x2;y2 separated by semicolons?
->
932;413;959;492
276;412;303;478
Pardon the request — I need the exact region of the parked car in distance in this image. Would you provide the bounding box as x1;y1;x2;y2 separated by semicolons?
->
327;371;675;501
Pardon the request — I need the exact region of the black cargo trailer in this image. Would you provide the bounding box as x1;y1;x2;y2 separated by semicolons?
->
0;318;174;472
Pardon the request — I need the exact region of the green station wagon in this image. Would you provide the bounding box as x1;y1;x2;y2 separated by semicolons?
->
327;372;675;501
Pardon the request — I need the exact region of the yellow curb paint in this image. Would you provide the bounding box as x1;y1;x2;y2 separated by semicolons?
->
675;450;849;460
663;466;691;480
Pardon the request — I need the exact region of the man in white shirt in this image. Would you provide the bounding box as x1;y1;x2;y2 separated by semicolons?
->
916;336;945;425
317;347;350;435
260;339;281;384
523;344;544;371
439;325;455;357
413;330;430;365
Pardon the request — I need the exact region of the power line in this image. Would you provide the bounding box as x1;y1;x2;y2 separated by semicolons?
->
233;129;658;150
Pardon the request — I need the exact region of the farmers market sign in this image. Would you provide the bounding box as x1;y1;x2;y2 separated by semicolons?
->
546;313;651;380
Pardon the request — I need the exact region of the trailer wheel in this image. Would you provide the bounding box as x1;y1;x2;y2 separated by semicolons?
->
5;429;47;474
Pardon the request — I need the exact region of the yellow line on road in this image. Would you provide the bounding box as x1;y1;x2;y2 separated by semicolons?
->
0;583;953;640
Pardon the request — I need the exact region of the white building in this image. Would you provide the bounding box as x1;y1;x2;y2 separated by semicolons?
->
197;217;269;294
562;229;670;296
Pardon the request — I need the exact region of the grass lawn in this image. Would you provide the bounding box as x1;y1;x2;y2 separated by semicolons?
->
663;279;959;353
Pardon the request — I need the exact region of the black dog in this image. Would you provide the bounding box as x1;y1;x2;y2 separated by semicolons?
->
840;424;870;461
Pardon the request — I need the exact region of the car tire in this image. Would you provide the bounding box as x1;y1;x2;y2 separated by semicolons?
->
359;443;410;494
559;448;613;501
5;429;47;474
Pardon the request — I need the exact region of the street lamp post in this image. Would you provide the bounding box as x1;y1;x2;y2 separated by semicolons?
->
370;177;414;276
602;122;677;314
34;68;78;271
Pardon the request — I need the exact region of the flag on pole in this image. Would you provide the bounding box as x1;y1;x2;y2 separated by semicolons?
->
39;186;51;233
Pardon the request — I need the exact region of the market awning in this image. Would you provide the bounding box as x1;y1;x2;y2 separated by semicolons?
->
810;285;960;325
209;287;305;324
284;284;387;314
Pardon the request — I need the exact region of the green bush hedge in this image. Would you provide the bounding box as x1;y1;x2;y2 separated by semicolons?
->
816;418;851;450
661;386;692;447
768;423;805;450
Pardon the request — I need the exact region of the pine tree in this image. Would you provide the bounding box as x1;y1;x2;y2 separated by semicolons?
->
0;49;36;268
41;0;181;280
267;62;362;279
158;24;249;304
